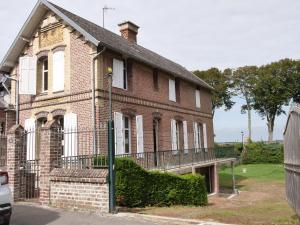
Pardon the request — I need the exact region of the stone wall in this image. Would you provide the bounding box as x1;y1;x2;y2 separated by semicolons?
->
49;168;109;213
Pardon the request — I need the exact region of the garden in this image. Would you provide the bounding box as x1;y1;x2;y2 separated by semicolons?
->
133;142;300;225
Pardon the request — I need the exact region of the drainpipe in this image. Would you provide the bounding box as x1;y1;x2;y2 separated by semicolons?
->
91;47;106;154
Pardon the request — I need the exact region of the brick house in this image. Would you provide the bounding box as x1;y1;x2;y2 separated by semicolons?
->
0;0;227;211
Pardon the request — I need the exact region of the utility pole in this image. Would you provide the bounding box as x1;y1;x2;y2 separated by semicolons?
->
102;5;115;28
107;67;116;213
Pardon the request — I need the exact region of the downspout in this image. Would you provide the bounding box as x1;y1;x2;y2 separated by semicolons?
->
92;46;106;154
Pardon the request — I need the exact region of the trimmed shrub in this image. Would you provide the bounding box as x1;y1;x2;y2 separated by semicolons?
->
242;142;283;164
115;157;207;208
115;157;148;207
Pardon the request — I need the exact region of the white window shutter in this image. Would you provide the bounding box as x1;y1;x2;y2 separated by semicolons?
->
193;122;199;149
19;56;37;95
171;119;177;151
136;115;144;154
53;51;65;92
114;112;124;155
25;118;36;160
203;123;208;148
183;121;188;152
64;113;77;157
195;89;201;108
169;79;176;102
112;59;124;89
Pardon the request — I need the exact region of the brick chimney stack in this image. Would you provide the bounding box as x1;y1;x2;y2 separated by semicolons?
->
118;21;139;44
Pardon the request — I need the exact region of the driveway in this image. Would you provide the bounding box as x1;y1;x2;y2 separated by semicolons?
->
10;204;194;225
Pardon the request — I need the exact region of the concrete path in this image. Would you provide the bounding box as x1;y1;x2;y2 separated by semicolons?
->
10;204;233;225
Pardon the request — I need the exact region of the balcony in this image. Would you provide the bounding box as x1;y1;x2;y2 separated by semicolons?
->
52;147;237;171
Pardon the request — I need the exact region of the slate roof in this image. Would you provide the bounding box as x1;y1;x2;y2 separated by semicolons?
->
49;2;213;90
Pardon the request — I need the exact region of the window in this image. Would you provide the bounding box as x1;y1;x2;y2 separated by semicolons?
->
113;58;127;90
124;116;131;154
0;122;5;135
114;112;133;155
171;119;180;152
193;122;208;149
175;121;180;150
169;79;176;102
53;51;65;92
42;59;48;92
54;115;64;156
153;69;158;91
195;89;201;108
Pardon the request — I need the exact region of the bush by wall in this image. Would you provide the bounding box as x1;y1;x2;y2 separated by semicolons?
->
242;142;283;164
115;157;207;208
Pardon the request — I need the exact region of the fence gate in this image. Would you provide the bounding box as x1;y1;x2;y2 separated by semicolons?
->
18;131;40;201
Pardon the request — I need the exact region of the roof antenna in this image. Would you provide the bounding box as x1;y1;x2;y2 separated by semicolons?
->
102;5;115;28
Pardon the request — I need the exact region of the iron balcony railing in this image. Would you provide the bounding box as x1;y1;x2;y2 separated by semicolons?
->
51;147;237;170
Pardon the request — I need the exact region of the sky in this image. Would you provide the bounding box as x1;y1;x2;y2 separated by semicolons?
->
1;0;299;142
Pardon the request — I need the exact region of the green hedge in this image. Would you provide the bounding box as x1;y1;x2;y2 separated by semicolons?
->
115;157;207;207
242;142;283;164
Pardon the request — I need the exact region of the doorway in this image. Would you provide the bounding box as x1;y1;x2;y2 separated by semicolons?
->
153;119;159;167
197;166;214;193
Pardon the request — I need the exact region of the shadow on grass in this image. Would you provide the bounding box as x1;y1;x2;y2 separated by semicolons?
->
219;173;247;190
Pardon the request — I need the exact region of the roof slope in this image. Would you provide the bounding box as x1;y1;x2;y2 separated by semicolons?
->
1;0;213;90
49;2;212;90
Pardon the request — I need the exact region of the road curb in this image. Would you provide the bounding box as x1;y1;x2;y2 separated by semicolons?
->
117;212;235;225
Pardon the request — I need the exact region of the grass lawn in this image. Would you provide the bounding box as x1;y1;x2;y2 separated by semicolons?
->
137;164;300;225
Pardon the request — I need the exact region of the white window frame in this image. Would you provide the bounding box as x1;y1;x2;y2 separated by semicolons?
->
123;116;131;154
169;78;176;102
197;123;202;149
42;58;48;92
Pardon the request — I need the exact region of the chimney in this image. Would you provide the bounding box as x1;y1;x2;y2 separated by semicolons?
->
118;21;139;44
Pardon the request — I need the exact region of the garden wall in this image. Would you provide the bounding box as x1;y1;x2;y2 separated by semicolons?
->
49;168;109;213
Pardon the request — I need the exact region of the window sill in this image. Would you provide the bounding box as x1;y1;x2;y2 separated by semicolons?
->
37;92;48;97
53;90;65;94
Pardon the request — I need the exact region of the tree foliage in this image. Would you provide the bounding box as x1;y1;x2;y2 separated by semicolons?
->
251;59;299;141
194;68;234;116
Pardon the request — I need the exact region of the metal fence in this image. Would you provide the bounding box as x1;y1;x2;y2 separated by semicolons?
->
284;103;300;216
0;134;7;167
51;146;236;171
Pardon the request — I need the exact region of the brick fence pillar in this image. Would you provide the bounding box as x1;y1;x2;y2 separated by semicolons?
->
6;124;24;201
5;109;16;134
39;120;61;205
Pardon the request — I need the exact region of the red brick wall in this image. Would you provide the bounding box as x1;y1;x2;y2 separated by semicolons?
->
12;36;214;156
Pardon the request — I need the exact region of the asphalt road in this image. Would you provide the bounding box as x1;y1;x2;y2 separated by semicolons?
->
10;204;193;225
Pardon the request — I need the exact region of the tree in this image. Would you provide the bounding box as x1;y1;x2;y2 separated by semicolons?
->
194;68;234;116
232;66;258;140
252;59;297;142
